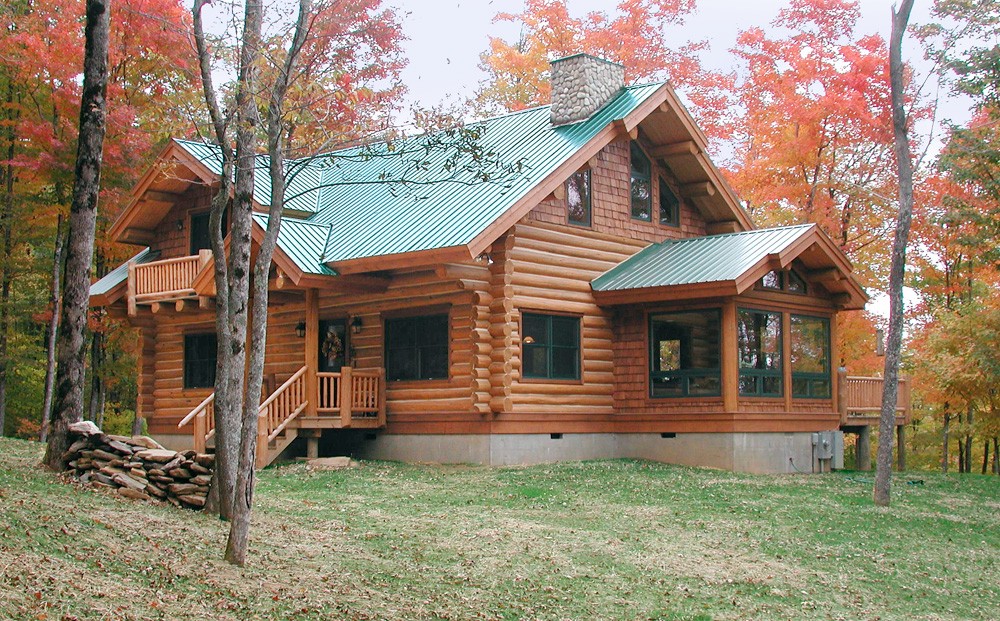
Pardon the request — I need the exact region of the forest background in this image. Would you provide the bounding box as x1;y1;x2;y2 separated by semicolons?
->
1;0;997;474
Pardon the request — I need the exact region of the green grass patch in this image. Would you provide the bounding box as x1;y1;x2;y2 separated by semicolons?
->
1;438;997;620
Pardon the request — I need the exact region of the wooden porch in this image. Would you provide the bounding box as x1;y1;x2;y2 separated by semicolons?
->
840;373;912;426
127;250;212;316
177;365;386;468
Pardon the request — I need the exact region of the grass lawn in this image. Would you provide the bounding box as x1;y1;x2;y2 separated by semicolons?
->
1;437;997;621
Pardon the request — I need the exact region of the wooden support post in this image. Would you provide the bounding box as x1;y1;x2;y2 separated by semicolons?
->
340;366;353;428
896;425;906;471
376;367;387;428
307;436;319;459
782;312;792;413
127;261;137;317
836;367;848;425
193;411;206;453
856;426;871;471
721;301;738;413
255;409;268;469
305;289;318;418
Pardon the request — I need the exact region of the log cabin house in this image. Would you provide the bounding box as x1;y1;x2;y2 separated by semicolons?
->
90;54;909;473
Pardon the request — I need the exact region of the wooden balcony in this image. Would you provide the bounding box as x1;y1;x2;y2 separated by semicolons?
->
127;250;211;315
840;374;911;426
178;366;386;467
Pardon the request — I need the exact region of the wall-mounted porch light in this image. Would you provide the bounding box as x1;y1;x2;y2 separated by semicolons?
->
295;322;306;338
176;219;184;231
351;315;363;334
476;252;494;265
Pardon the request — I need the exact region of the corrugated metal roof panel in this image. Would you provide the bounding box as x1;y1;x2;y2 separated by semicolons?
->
175;83;664;274
592;225;814;291
90;248;157;297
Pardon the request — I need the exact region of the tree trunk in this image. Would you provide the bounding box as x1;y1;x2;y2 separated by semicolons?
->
88;331;105;426
43;0;111;470
963;405;973;474
39;215;65;443
0;78;16;437
958;438;966;474
993;437;998;475
942;411;950;473
982;438;990;475
225;0;312;567
874;0;915;506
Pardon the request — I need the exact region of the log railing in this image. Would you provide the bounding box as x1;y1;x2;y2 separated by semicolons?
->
841;375;911;425
177;392;215;453
128;249;211;313
317;367;386;428
178;365;385;465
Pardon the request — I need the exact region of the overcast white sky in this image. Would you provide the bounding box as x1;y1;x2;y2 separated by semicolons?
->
395;0;964;123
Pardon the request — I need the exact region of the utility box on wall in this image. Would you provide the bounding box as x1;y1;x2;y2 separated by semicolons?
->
811;431;844;472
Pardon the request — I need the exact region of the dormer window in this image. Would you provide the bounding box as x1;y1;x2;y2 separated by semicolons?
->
759;269;807;294
659;177;680;227
566;169;592;227
630;141;652;221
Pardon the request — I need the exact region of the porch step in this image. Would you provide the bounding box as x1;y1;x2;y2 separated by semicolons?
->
259;429;299;468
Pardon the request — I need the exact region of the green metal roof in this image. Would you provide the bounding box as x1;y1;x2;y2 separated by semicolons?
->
175;83;664;275
591;224;815;292
89;248;157;297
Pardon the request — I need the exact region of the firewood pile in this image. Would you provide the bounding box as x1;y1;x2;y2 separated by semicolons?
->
62;421;213;510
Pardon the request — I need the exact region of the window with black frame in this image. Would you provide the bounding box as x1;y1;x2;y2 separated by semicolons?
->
184;333;217;389
522;313;580;380
738;309;783;397
385;314;449;381
630;141;652;221
566;169;591;226
659;177;679;226
791;314;831;398
649;310;721;397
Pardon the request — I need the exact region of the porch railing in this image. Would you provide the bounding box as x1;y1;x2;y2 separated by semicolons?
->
317;367;387;428
129;249;211;313
841;374;911;425
178;365;385;465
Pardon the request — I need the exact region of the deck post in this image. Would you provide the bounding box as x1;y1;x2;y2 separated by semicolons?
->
836;367;848;424
721;301;738;413
304;289;319;418
255;408;268;469
307;436;319;459
127;261;137;317
340;366;353;428
377;367;387;427
896;425;906;471
856;426;871;471
193;410;206;453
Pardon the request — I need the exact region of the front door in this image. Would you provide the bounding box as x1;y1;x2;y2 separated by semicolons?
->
318;319;348;372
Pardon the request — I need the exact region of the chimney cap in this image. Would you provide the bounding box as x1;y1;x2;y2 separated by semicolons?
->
550;53;624;70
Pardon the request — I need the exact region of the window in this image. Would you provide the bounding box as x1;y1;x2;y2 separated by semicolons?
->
758;269;807;294
566;170;591;226
522;313;580;380
791;315;831;398
649;310;721;397
659;177;679;226
630;141;652;221
385;314;449;381
738;310;783;396
184;333;217;389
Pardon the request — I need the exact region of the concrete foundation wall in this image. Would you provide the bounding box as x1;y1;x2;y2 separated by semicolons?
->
356;432;829;474
154;433;194;452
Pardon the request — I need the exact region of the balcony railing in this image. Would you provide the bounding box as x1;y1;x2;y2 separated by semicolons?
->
840;374;911;425
128;249;211;314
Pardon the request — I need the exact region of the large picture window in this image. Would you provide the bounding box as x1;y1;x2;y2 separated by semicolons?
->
738;309;783;397
649;310;721;397
791;315;831;398
522;313;580;380
566;170;591;226
184;333;217;389
385;314;449;381
630;141;652;221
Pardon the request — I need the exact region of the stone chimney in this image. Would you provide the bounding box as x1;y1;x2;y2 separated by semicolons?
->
549;53;625;126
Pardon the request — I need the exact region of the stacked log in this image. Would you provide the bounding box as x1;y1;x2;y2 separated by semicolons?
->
62;421;214;510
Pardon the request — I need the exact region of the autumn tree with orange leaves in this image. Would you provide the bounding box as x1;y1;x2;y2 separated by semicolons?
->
475;0;732;138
